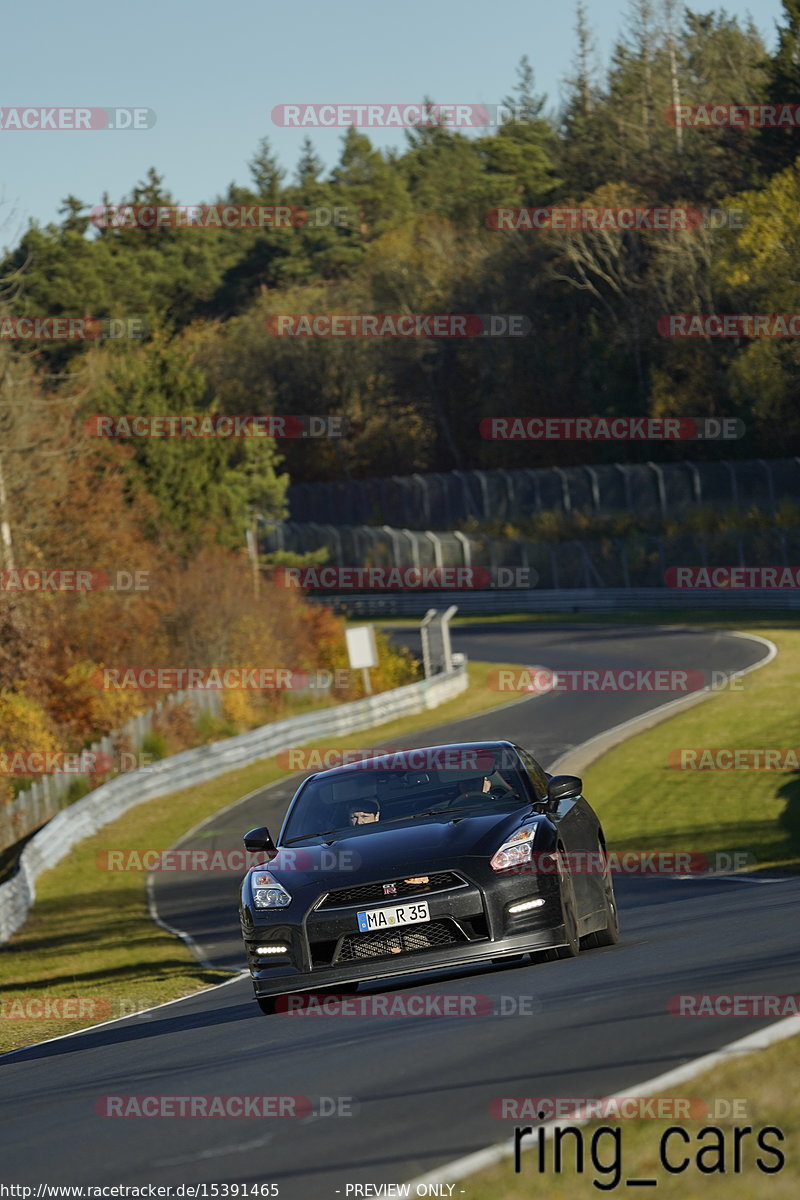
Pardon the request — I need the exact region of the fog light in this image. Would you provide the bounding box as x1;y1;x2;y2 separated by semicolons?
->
508;898;546;914
256;945;288;954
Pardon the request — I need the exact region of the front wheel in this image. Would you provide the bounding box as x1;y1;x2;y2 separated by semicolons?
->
594;870;620;947
583;849;620;948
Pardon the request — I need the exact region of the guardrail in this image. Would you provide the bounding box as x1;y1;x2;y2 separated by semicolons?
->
0;664;467;945
310;588;800;618
263;522;800;591
0;689;222;856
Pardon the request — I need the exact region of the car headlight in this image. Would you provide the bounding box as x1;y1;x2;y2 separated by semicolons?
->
490;826;538;873
252;871;291;908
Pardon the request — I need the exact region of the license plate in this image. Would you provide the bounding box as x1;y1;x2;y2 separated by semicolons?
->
357;901;430;932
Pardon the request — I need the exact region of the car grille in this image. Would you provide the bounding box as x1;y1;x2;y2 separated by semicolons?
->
318;872;465;909
335;919;465;962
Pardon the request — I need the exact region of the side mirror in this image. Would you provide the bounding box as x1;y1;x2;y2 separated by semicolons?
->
243;826;277;853
546;775;583;808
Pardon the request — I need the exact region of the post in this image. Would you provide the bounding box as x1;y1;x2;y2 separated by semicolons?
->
420;608;437;679
246;513;260;598
0;453;15;570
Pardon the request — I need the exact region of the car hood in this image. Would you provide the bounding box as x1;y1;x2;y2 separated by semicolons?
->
254;808;542;888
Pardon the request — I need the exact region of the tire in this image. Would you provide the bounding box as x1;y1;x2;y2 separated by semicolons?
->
593;864;620;946
554;848;580;959
583;847;620;948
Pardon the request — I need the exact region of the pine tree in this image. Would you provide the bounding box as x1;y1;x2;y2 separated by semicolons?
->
757;0;800;175
249;138;286;202
294;137;325;187
560;3;605;194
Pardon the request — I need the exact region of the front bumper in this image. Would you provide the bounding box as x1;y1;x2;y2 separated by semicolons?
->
242;863;566;997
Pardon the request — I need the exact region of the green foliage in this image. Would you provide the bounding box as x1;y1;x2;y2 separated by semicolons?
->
757;0;800;175
63;777;92;805
141;730;168;761
82;336;289;551
467;502;800;544
1;4;798;485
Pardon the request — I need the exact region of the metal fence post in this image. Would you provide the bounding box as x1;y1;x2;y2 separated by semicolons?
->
453;531;471;569
420;609;436;678
424;531;444;568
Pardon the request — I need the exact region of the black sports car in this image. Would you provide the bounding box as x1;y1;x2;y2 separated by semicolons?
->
239;740;619;1012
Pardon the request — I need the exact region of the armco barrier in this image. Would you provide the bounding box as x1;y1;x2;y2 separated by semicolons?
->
308;588;800;618
0;665;467;945
0;688;223;856
263;523;800;590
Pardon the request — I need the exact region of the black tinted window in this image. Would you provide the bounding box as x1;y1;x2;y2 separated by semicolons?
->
282;757;529;841
519;748;548;799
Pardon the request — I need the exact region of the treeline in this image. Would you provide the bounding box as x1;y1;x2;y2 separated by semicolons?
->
2;0;800;517
0;344;418;807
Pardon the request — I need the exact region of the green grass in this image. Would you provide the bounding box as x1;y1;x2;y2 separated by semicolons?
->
460;620;800;1198
583;627;799;871
462;1029;800;1199
0;660;524;1053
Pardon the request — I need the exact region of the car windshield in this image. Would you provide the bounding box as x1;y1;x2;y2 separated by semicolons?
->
282;752;530;843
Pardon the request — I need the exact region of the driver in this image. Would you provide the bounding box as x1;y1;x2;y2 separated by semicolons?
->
348;796;380;825
459;770;511;797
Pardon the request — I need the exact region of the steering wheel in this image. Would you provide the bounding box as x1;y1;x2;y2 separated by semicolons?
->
484;785;510;800
443;788;504;808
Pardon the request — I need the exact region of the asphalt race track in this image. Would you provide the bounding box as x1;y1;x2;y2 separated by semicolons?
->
2;623;795;1195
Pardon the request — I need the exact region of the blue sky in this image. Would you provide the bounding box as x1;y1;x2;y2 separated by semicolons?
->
0;0;786;248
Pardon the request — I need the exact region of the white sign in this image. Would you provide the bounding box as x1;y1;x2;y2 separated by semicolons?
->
345;625;378;670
